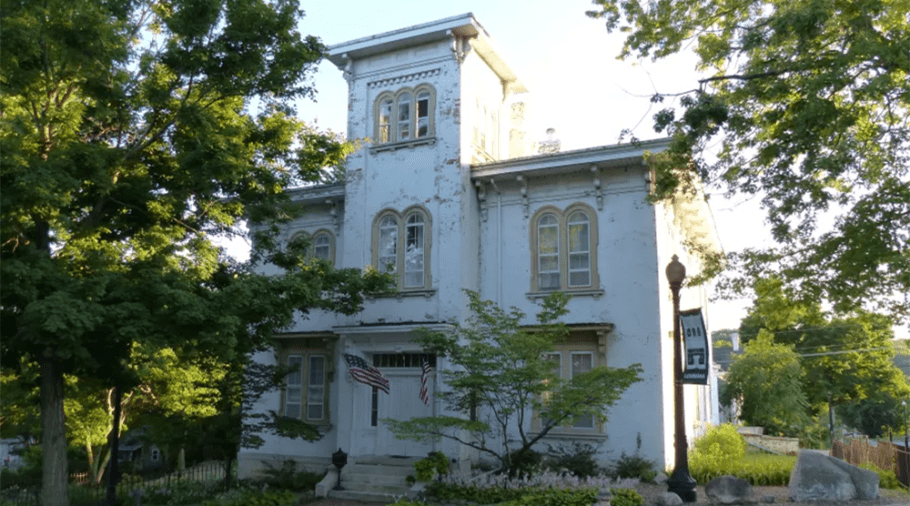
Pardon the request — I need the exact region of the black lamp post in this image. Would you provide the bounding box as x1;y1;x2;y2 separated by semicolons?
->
332;448;348;490
666;255;696;502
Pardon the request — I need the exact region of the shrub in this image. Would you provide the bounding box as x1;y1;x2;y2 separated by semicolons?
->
414;451;450;481
859;463;901;489
611;452;656;480
506;449;543;478
692;424;746;468
256;459;323;491
544;443;601;478
140;480;218;506
386;500;424;506
201;490;296;506
610;487;644;506
426;471;639;504
502;487;598;506
688;452;795;486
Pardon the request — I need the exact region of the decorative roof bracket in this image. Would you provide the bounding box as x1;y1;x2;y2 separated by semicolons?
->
327;200;339;232
591;165;603;210
517;175;529;218
475;180;488;222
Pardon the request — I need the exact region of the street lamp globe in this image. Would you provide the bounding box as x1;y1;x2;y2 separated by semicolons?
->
666;255;686;285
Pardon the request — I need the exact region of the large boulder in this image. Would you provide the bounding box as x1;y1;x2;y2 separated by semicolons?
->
705;475;753;504
788;451;879;501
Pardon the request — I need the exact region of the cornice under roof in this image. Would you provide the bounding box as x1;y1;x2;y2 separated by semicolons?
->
326;13;526;95
471;138;671;181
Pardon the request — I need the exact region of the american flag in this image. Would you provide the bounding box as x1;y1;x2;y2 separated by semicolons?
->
343;353;390;394
419;360;431;406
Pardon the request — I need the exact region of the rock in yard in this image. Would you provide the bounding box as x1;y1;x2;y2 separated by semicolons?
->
788;451;879;502
705;475;753;504
657;492;683;506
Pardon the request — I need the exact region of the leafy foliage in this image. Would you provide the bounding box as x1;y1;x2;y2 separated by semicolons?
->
610;452;656;481
248;460;324;492
723;332;810;436
610;488;644;506
859;463;902;490
838;393;907;438
385;291;642;475
587;0;910;320
413;451;451;482
689;452;795;486
0;0;392;503
736;277;910;436
425;471;633;506
201;490;297;506
543;442;603;478
691;424;747;468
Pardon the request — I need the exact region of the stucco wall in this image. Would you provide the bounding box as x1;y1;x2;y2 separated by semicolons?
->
474;164;671;466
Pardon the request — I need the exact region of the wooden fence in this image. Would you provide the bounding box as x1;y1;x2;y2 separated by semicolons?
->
831;438;910;487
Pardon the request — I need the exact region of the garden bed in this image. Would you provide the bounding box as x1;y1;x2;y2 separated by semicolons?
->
635;482;909;506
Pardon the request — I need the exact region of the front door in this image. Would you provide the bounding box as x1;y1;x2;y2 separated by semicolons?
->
375;371;435;456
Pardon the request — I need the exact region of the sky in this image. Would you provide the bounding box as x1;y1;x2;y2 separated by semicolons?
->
280;0;769;331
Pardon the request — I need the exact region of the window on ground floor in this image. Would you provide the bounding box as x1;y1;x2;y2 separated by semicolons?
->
281;351;329;424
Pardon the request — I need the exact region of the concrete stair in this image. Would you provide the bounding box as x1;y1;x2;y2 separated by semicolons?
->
326;456;420;503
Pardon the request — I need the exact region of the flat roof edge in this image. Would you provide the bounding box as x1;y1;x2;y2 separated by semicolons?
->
327;13;480;67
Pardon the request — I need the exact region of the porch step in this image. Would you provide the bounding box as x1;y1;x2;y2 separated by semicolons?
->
325;457;421;501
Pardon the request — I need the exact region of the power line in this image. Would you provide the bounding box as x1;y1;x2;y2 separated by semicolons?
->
714;346;893;365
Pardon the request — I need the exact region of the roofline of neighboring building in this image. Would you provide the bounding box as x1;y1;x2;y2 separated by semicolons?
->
326;13;527;94
470;138;671;180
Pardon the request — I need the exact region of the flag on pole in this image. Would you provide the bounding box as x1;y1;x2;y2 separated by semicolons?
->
343;353;390;394
419;360;431;406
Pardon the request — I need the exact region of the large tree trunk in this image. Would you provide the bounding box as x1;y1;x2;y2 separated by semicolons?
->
40;353;69;506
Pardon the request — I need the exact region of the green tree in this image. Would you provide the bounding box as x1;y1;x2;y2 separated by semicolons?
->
837;393;905;438
587;0;910;320
739;278;910;415
385;291;642;476
0;1;389;504
723;330;810;436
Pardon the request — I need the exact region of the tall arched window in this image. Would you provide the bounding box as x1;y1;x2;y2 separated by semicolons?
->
373;85;436;145
567;211;590;287
397;91;412;141
372;207;432;290
530;204;598;292
404;213;425;288
378;98;392;143
378;215;398;274
537;213;560;290
416;90;431;138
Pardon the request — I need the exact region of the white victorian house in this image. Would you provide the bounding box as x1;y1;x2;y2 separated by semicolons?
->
239;13;720;495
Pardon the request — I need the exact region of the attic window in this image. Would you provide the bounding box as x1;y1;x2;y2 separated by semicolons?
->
373;85;436;145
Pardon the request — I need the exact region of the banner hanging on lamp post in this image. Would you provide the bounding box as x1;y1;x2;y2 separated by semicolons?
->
680;309;709;385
